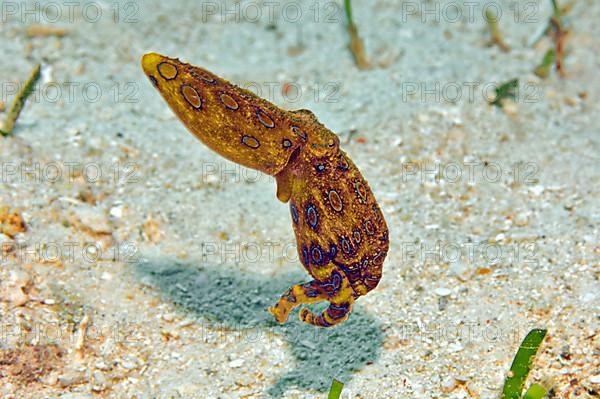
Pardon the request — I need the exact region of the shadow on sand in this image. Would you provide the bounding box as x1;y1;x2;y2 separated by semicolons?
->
135;257;384;397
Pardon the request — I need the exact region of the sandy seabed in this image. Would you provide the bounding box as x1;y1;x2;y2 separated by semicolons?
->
0;0;598;398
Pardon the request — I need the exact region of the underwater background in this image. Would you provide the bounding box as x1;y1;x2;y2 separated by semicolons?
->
0;0;598;397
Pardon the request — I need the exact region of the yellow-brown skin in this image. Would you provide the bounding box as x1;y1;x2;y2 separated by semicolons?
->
141;53;389;327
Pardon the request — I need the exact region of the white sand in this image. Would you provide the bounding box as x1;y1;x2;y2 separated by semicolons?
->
0;0;598;397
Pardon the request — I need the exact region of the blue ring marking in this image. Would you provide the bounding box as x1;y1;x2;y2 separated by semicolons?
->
284;289;297;303
372;205;382;221
302;245;310;266
241;135;260;149
380;230;389;243
290;203;299;224
329;303;349;311
306;204;318;229
311;244;324;265
353;229;361;244
180;85;202;109
329;243;337;258
327;303;350;319
157;62;178;80
345;265;361;282
328;189;343;212
219;92;239;110
256;108;275;128
372;250;383;265
354;180;367;202
316;316;332;327
364;220;375;235
291;126;307;140
337;156;350;171
340;236;353;254
321;272;342;292
315;163;326;173
282;138;292;148
302;282;319;297
331;272;342;290
190;69;215;84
